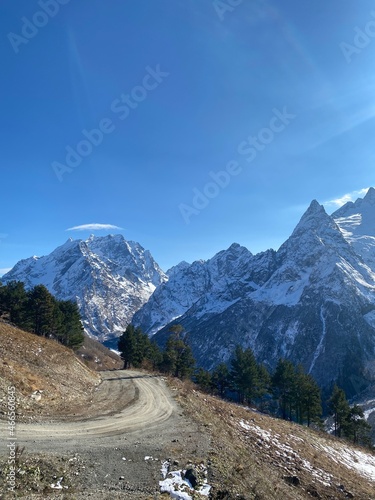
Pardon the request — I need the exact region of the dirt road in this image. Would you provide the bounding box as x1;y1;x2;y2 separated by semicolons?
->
11;371;174;448
0;370;210;498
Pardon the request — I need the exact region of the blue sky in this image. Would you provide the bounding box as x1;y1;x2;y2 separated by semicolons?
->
1;0;375;275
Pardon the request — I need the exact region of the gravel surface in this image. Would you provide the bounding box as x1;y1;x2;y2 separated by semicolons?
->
0;370;211;499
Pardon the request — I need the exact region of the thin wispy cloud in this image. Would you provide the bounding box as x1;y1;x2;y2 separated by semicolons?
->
66;223;124;232
324;188;369;210
0;268;11;276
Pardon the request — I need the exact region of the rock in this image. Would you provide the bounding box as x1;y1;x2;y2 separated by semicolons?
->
184;467;199;488
284;475;300;486
307;487;321;498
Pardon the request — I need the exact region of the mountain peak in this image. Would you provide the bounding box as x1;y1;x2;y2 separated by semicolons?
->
306;199;326;215
279;198;346;263
293;200;330;233
363;186;375;205
2;235;166;339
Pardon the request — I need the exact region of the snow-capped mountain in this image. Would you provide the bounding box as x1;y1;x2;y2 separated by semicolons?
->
333;187;375;270
2;234;167;339
4;189;375;397
135;193;375;396
132;243;277;334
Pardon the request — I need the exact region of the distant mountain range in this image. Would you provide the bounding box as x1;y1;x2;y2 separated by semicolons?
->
4;189;375;396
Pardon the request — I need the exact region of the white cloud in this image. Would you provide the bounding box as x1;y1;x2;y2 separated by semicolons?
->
324;188;369;209
0;268;11;277
66;223;123;232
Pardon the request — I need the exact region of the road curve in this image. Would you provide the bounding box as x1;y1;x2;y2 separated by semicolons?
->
1;371;175;449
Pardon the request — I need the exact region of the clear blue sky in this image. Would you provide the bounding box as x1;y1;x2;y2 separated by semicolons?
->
1;0;375;275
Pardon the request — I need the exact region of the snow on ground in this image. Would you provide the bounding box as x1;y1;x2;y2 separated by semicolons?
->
314;443;375;482
239;420;333;487
364;406;375;420
239;419;375;485
159;460;211;499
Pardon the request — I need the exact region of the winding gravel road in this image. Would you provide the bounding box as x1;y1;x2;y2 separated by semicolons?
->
4;371;175;450
0;370;210;497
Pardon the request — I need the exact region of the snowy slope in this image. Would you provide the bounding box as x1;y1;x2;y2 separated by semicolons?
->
146;197;375;395
333;187;375;271
2;235;167;339
132;243;278;334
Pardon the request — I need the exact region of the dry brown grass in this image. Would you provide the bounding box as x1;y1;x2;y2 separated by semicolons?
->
0;322;101;420
167;378;375;499
75;335;123;371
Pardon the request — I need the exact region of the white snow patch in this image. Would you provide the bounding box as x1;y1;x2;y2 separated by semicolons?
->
316;443;375;482
239;420;333;486
50;477;64;490
159;461;211;499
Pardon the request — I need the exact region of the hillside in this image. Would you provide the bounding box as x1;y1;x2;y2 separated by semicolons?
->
76;334;123;371
170;378;375;500
0;322;121;421
0;323;374;498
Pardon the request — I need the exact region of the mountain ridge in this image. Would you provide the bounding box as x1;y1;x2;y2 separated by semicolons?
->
4;189;375;397
2;234;167;339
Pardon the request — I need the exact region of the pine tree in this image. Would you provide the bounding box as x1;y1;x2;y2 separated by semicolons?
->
1;281;28;325
255;363;271;411
211;362;230;397
27;285;56;336
342;404;372;445
118;325;136;369
328;384;350;437
147;341;163;370
194;368;212;392
161;325;195;379
230;346;258;404
57;300;84;349
272;359;296;420
294;367;322;426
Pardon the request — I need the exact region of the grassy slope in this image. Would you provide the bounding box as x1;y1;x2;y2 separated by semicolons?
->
169;377;375;500
75;334;123;371
0;322;102;420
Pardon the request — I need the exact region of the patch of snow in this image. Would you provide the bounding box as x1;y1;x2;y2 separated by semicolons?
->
159;461;211;499
317;443;375;482
50;477;64;490
239;420;333;486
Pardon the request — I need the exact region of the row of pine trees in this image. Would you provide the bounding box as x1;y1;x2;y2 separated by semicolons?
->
117;324;372;447
0;281;84;349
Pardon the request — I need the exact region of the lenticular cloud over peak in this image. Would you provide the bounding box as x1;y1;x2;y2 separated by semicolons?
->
66;223;123;232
